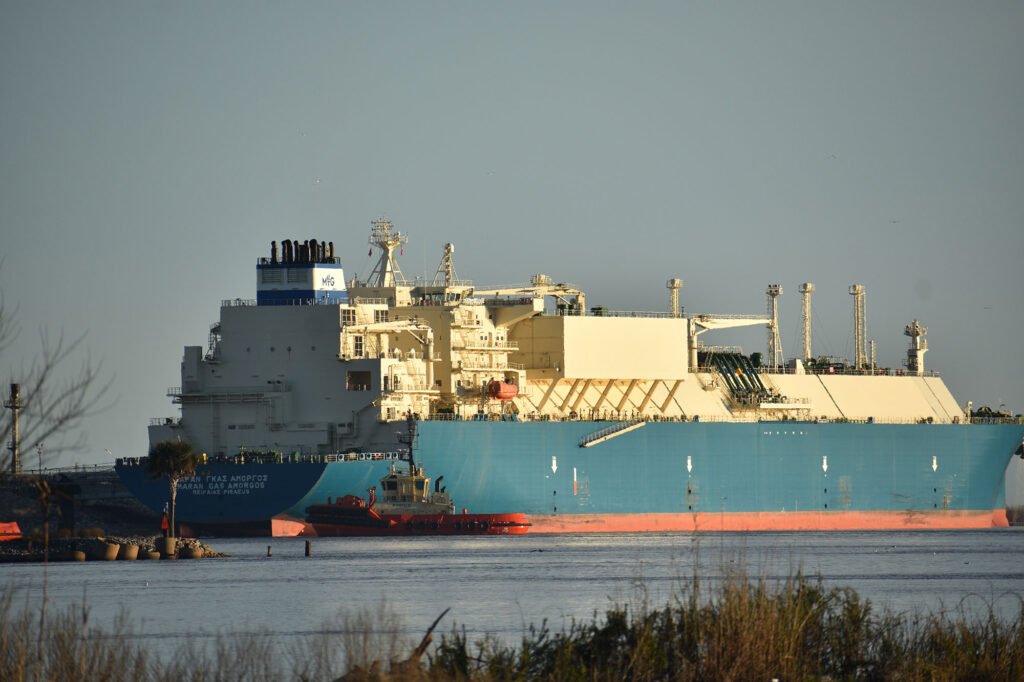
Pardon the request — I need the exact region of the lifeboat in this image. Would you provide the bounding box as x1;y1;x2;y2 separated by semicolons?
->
487;380;518;400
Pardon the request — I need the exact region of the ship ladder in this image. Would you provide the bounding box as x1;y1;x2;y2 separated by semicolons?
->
579;421;646;448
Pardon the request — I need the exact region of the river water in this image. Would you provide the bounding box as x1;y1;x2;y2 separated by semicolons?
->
6;530;1024;653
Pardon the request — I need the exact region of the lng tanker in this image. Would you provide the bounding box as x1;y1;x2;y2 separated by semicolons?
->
116;218;1024;535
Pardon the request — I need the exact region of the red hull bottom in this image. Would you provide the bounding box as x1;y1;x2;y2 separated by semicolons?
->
312;512;530;537
176;516;316;538
527;509;1009;533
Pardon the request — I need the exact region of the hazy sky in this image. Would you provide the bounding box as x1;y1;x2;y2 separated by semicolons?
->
2;2;1022;473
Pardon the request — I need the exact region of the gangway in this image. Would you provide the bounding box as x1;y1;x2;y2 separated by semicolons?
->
579;421;646;448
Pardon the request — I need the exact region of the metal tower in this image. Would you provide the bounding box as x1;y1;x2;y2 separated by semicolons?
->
904;320;928;375
4;383;23;474
849;285;866;369
798;283;815;363
431;243;459;286
367;217;409;287
667;278;683;318
766;284;783;370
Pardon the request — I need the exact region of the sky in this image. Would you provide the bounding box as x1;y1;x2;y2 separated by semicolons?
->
1;2;1022;482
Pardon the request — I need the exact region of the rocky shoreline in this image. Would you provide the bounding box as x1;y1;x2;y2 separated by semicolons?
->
0;535;225;563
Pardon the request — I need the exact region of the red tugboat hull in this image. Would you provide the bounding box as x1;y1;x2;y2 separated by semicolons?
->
308;509;529;536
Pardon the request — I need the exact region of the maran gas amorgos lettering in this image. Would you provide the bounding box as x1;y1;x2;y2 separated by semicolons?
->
178;474;269;496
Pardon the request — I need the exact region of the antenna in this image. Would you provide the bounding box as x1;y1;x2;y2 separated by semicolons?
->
798;283;815;363
849;285;866;368
766;284;783;370
367;217;409;287
666;279;683;318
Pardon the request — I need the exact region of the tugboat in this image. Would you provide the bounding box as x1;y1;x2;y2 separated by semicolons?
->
304;415;530;536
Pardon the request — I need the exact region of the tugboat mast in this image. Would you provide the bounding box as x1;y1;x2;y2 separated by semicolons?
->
396;412;418;476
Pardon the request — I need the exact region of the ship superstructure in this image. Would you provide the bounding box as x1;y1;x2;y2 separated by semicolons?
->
127;217;1024;534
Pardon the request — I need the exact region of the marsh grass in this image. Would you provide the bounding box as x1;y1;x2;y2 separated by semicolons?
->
3;569;1023;681
431;566;1024;681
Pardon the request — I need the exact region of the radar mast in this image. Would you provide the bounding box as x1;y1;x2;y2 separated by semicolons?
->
367;217;408;287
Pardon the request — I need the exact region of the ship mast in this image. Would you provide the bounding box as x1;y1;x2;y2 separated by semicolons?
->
431;243;460;286
367;217;408;287
904;320;928;375
396;412;418;476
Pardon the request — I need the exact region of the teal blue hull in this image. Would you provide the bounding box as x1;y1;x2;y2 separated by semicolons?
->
294;422;1022;531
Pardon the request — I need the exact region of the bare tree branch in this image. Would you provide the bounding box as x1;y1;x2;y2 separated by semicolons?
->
0;268;21;353
1;265;114;469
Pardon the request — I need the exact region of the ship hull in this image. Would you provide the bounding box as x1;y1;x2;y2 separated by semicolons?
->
115;461;328;536
289;421;1022;533
119;421;1021;536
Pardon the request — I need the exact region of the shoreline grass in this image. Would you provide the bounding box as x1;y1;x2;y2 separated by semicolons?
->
3;568;1022;681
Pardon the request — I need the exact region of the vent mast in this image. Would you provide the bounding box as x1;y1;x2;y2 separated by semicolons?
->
766;284;783;370
798;283;815;363
849;284;867;369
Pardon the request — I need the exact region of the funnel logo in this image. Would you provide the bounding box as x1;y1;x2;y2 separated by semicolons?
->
321;275;335;287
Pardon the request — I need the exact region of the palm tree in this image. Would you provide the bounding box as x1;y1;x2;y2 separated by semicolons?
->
146;440;200;538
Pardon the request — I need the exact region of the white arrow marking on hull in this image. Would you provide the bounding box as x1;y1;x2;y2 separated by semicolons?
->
551;456;557;474
822;455;828;473
687;455;692;473
932;455;937;472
